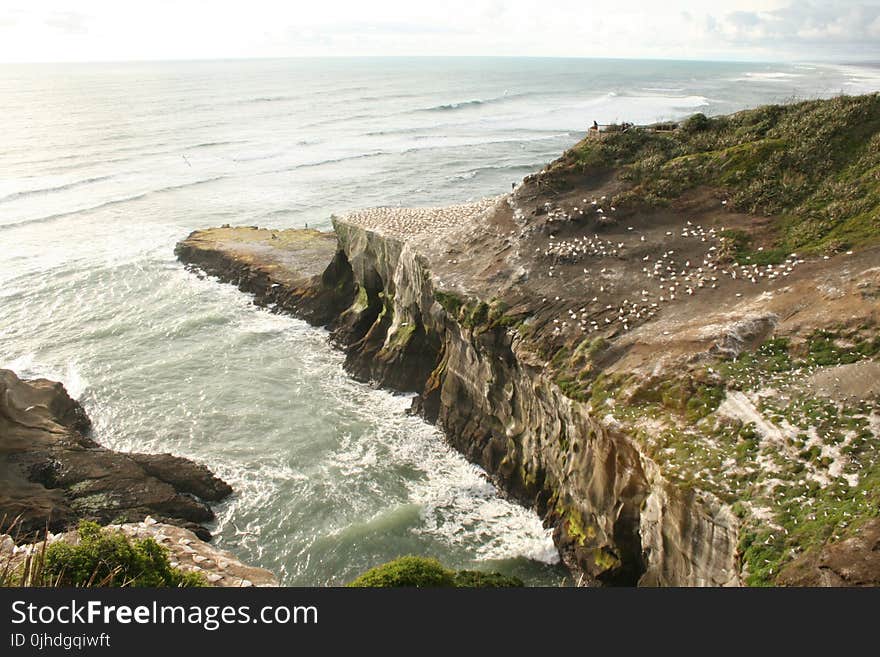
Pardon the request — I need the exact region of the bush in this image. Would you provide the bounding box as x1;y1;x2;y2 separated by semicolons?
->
347;556;525;588
452;570;524;588
40;521;204;587
682;113;711;133
348;556;456;587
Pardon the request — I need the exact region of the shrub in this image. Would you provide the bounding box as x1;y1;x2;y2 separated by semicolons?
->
39;521;204;587
348;556;456;587
452;570;524;588
347;556;524;588
682;113;711;133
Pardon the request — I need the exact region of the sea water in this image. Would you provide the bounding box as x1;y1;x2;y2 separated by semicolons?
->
1;57;877;585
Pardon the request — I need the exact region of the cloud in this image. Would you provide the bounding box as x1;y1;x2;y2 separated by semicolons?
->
1;0;879;63
0;8;23;29
710;1;880;56
44;10;89;35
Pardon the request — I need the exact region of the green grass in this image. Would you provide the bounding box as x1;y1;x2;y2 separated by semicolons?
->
718;229;789;265
807;329;880;366
555;93;880;255
740;463;880;586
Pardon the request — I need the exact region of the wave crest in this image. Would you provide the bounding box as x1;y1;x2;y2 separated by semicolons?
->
0;175;113;204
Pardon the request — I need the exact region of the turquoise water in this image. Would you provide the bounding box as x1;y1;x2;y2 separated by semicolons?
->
1;58;877;585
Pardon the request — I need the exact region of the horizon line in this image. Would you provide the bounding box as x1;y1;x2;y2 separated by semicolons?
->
2;53;873;66
2;53;879;69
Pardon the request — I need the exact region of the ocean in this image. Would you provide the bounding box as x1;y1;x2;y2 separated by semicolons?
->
1;57;878;585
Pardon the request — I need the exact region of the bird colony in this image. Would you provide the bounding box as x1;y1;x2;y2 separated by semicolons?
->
545;219;805;338
338;197;502;240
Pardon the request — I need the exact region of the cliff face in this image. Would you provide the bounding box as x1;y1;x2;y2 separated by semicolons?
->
331;217;739;586
176;213;742;586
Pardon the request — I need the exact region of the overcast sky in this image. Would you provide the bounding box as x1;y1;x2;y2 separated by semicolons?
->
0;1;878;63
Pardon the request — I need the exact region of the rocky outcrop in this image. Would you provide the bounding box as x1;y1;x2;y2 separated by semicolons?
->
777;518;880;587
0;369;231;541
174;226;355;327
0;517;277;587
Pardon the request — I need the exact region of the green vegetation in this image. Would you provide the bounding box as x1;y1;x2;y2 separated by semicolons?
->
486;299;522;329
452;570;524;588
434;291;527;333
719;229;789;266
348;556;523;588
348;556;455;587
739;461;880;586
807;329;880;366
462;301;490;329
3;521;204;587
434;290;463;316
557;504;594;547
352;284;370;312
558;93;880;254
574;330;880;584
721;337;793;389
388;322;417;349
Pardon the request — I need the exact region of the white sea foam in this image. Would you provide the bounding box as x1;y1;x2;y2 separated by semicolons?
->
328;387;559;564
732;71;804;82
832;64;880;94
0;354;88;399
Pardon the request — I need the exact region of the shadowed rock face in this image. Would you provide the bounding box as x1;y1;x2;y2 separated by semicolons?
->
0;369;231;541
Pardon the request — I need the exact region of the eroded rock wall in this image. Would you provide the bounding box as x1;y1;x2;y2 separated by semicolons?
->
175;221;740;585
329;218;740;586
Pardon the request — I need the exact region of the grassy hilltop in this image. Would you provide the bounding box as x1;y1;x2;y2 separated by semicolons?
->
554;93;880;259
520;94;880;585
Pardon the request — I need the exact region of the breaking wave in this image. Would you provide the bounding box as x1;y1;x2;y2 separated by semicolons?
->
0;175;113;204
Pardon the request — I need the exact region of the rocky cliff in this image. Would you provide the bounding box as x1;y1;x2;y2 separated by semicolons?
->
177;210;742;586
0;369;231;541
177;94;880;586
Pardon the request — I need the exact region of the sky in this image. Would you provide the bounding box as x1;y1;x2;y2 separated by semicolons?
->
0;0;878;63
